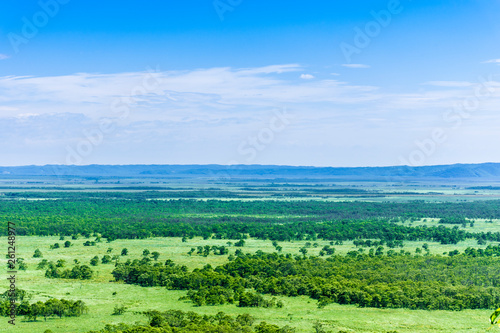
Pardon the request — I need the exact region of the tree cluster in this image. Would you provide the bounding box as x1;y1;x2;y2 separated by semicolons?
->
86;309;295;333
0;297;87;321
112;251;500;311
45;262;93;280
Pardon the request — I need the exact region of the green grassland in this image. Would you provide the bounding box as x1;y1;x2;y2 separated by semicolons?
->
1;179;500;332
404;218;500;234
1;235;498;333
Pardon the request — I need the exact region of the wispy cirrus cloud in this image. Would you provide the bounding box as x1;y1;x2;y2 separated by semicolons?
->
0;64;379;119
342;64;370;68
482;59;500;65
300;74;315;80
424;81;473;87
1;64;500;166
0;54;9;60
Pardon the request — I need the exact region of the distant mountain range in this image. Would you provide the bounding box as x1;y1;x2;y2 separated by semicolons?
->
1;163;500;181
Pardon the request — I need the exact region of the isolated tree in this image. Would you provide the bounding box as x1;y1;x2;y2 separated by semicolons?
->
112;305;127;315
64;241;71;248
151;251;160;261
90;256;99;266
313;321;325;333
236;313;255;326
101;255;112;264
78;265;93;279
203;245;211;257
33;249;43;258
121;248;128;256
142;249;150;257
37;259;48;270
27;301;45;321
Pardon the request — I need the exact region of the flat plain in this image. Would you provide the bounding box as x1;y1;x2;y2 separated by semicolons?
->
1;175;500;332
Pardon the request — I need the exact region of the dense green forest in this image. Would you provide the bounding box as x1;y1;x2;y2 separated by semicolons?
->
111;251;500;311
2;198;500;244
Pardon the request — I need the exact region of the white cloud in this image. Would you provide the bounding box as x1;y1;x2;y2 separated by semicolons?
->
424;81;473;87
2;64;500;166
482;59;500;64
300;74;315;79
0;54;9;60
238;64;302;74
342;64;370;68
0;64;378;119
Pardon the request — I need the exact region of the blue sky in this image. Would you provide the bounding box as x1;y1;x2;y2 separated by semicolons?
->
1;0;500;166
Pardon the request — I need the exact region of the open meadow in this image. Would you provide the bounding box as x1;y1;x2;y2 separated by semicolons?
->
0;235;497;333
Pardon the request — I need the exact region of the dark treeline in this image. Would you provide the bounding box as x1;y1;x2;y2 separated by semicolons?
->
0;297;87;321
111;252;500;311
44;263;94;280
463;244;500;257
86;310;295;333
439;217;470;225
3;197;500;219
1;190;247;199
2;199;500;243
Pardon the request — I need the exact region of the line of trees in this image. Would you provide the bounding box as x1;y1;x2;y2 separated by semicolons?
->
0;298;87;321
188;245;229;256
2;198;500;243
181;286;283;308
45;262;93;280
112;251;500;311
85;309;295;333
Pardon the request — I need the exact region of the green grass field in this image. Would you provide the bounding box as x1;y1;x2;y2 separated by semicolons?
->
1;235;498;333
